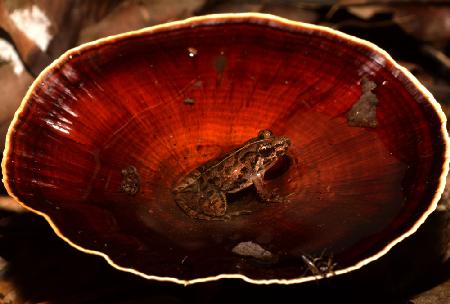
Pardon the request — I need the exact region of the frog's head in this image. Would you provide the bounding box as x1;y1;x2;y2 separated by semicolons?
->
257;135;291;168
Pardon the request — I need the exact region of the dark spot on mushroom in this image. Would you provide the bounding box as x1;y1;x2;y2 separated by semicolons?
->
214;53;227;86
184;97;195;105
214;54;227;73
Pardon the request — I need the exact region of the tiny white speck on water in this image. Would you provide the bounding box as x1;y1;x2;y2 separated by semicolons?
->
188;47;198;58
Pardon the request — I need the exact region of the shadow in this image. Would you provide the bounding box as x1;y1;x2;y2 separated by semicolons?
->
0;204;447;304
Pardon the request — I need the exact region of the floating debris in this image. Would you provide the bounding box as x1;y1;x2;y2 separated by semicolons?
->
232;241;273;260
346;77;379;128
120;165;140;195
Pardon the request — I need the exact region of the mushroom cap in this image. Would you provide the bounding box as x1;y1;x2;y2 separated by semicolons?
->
2;13;448;285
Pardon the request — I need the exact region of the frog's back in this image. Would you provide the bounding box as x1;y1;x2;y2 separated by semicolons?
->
200;137;261;173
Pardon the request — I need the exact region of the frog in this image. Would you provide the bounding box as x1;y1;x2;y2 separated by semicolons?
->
172;129;291;220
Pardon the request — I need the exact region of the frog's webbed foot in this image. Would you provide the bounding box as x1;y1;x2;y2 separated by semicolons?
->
252;177;289;203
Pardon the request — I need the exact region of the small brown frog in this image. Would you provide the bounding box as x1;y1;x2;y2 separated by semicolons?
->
172;130;291;220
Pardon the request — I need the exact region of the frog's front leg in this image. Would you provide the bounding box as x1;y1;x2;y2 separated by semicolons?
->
252;174;287;203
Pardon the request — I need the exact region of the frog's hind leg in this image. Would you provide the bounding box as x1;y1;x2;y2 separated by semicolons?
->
173;186;226;220
173;192;201;219
172;170;202;193
199;185;227;218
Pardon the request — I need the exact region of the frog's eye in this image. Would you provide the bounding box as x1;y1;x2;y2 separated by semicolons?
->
258;129;273;139
258;145;274;157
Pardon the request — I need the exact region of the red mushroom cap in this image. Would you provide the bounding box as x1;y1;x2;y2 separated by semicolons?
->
2;13;448;285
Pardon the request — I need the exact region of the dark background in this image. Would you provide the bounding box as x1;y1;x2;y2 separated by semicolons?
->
0;0;448;303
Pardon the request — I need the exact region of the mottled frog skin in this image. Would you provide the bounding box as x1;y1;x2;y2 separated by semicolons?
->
172;130;291;220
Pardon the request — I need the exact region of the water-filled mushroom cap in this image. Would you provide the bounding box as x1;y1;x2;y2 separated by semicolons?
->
2;13;448;284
